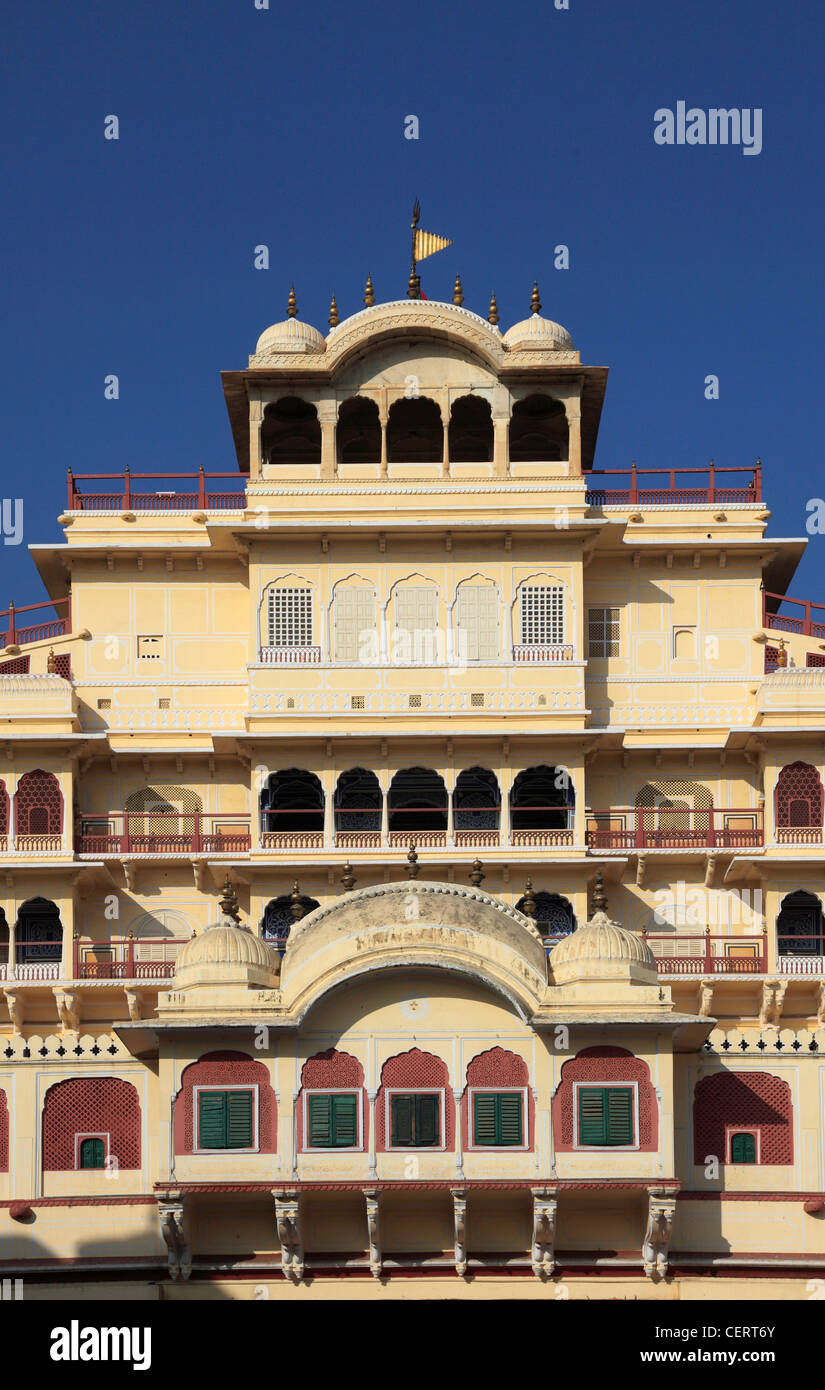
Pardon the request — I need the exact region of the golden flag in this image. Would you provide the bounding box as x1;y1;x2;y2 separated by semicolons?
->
413;228;453;263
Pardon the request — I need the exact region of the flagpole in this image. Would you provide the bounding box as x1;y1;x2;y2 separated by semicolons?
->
408;199;421;299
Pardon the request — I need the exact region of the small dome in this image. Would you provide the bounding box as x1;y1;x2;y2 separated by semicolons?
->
253;317;326;357
549;909;656;986
503;313;573;352
174;915;279;990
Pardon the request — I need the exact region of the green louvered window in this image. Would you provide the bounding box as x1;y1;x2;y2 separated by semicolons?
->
307;1093;359;1148
390;1093;440;1147
577;1086;634;1146
79;1136;105;1169
197;1089;255;1150
730;1131;757;1164
472;1092;523;1147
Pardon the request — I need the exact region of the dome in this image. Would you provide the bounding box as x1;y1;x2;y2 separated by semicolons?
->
549;909;656;986
503;313;574;352
173;915;279;991
252;316;326;358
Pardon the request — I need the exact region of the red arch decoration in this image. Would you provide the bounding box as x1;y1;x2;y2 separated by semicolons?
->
553;1046;658;1152
693;1070;793;1165
174;1050;277;1154
297;1048;367;1152
0;781;8;838
0;1090;8;1171
775;762;823;829
462;1046;533;1149
42;1077;141;1171
15;770;63;834
376;1048;454;1152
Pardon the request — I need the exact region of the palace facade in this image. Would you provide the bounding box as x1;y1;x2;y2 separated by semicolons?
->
1;278;824;1299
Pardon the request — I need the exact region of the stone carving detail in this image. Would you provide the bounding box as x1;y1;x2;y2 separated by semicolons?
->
158;1197;190;1280
274;1193;304;1282
642;1190;676;1279
53;990;80;1035
452;1188;468;1276
531;1189;558;1277
759;980;787;1028
364;1190;382;1279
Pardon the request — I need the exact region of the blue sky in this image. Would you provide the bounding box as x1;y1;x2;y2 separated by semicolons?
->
1;0;823;607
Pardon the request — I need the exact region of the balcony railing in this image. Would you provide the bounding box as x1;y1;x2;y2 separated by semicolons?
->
66;468;246;512
0;596;71;650
774;826;823;845
73;936;186;980
259;646;322;664
77;814;251;855
586;461;761;506
646;934;825;975
512;644;574;662
586;808;763;850
763;591;825;640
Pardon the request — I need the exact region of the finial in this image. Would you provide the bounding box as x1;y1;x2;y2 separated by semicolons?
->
328;294;339;328
405;842;420;879
776;638;788;669
341;861;356;892
488;292;499;326
469;858;484;887
522;878;537;919
364;274;375;308
407;270;421;300
530;280;541;315
289;881;306;922
453;273;464;307
286;286;298;318
47;648;57;674
218;873;241;924
591;870;608;915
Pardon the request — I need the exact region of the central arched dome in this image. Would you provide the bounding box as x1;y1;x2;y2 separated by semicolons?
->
174;916;279;991
549;909;656;985
503;313;574;352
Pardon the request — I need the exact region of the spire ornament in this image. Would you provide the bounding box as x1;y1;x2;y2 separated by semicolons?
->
405;843;420;879
469;858;484;888
488;292;499;326
289;881;306;923
218;873;241;925
364;274;375;308
452;273;464;307
286;286;298;318
47;648;57;674
328;294;339;328
530;281;541;315
591;870;608;915
341;861;356;892
522;878;537;919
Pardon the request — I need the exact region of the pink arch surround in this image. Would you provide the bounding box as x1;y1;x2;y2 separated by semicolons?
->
174;1050;277;1155
693;1070;793;1165
552;1046;658;1153
775;761;824;829
461;1046;533;1149
42;1077;140;1171
297;1048;368;1152
376;1048;454;1152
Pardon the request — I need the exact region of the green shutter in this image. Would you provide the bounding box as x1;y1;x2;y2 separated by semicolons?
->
473;1093;498;1146
578;1088;606;1144
79;1136;105;1169
605;1088;633;1145
226;1090;254;1148
498;1093;523;1146
331;1094;358;1147
578;1087;634;1146
391;1095;413;1146
731;1131;756;1164
474;1092;522;1146
415;1094;439;1146
198;1091;227;1149
308;1094;332;1147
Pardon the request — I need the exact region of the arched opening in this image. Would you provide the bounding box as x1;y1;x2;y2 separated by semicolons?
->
510;766;574;840
261;894;321;953
334;768;382;846
260;769;324;844
387;397;442;463
123;785;203;849
388;768;448;842
337;396;380;465
516;891;577;940
509;395;568;463
635;781;712;847
14;770;63;843
448;396;493;463
453;767;500;844
776;890;824;957
17;897;62;965
0;908;7;968
775;762;824;840
262;397;321;466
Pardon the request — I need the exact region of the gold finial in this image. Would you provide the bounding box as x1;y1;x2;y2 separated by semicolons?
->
328;294;339;328
488;292;499;326
469;858;484;888
286;285;298;318
289;881;306;922
364;274;375;308
453;273;464;307
591;870;608;915
407;269;421;300
530;281;541;315
776;639;788;669
405;842;420;879
47;648;57;674
522;878;537;919
218;873;241;924
341;861;356;892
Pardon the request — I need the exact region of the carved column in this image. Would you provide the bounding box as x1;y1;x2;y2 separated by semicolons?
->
367;1089;378;1179
158;1195;190;1281
318;403;337;481
248;398;263;479
531;1188;558;1277
453;1088;465;1179
7;919;15;978
642;1189;676;1279
493;416;509;478
379;400;388;478
446;782;455;847
452;1188;468;1275
565;405;582;476
365;1189;382;1278
273;1191;304;1282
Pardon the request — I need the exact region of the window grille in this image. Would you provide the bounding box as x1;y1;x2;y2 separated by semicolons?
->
588;606;620;657
520;585;563;645
267;587;312;648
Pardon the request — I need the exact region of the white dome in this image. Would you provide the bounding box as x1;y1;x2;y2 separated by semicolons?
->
253;317;326;357
503;313;573;351
173;915;279;990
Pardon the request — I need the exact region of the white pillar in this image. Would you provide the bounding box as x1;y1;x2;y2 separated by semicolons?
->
453;1088;464;1179
367;1089;378;1179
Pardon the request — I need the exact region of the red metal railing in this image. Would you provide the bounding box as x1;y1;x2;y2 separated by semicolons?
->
73;936;187;979
77;813;251;855
587;461;761;506
763;591;825;640
0;597;71;649
586;807;763;850
67;467;246;512
644;933;766;974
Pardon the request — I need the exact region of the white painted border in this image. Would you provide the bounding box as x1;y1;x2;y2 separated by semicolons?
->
572;1080;640;1152
384;1087;446;1152
192;1084;259;1155
74;1131;110;1169
725;1125;761;1164
466;1086;529;1152
302;1087;363;1153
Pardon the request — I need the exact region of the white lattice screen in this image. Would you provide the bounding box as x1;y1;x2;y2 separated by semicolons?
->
268;587;313;647
520;585;564;644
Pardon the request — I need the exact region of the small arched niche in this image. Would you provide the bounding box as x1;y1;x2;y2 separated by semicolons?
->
387;397;442;463
448;395;493;463
509;394;568;463
337;396;380;465
262;397;321;466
